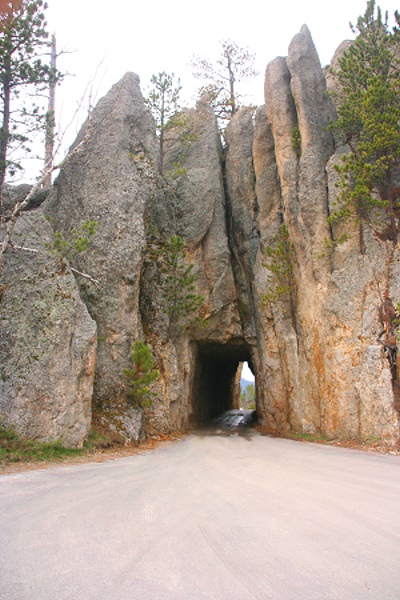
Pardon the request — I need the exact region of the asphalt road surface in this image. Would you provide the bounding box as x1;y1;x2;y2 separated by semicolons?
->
1;429;399;600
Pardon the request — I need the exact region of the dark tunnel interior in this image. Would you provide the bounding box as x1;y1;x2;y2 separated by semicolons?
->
192;340;254;424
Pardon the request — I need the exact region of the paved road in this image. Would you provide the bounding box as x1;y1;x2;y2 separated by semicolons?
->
1;431;399;600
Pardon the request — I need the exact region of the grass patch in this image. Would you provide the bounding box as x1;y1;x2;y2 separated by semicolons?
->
0;419;121;466
0;422;85;465
286;432;333;444
82;426;122;451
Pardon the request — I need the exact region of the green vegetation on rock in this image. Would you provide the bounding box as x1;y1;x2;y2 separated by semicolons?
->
45;219;97;261
263;224;296;306
329;0;400;252
123;341;160;408
144;71;181;173
160;235;204;335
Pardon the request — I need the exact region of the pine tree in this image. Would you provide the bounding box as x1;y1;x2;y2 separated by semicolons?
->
0;0;57;187
263;225;295;303
123;341;160;408
145;72;181;174
329;1;400;251
160;235;204;333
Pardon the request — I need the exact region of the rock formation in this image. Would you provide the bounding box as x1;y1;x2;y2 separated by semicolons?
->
1;27;399;449
45;72;160;411
258;25;400;445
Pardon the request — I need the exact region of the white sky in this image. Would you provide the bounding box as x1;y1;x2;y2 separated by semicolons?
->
241;362;254;382
45;0;400;161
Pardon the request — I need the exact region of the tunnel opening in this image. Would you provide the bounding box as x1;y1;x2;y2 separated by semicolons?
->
192;340;256;425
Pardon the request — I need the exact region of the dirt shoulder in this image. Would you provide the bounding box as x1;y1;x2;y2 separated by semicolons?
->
0;435;183;476
1;430;398;476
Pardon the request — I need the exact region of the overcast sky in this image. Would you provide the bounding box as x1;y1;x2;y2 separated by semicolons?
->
45;0;400;158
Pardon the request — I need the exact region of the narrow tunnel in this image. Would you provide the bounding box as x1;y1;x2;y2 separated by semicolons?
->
191;340;256;425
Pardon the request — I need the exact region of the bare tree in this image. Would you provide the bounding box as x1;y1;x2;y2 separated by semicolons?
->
191;39;257;125
43;32;57;189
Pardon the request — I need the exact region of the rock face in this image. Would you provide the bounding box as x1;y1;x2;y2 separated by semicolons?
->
45;72;160;410
256;25;400;445
2;27;399;449
0;213;97;446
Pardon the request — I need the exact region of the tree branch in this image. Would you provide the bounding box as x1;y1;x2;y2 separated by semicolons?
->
70;266;100;286
0;109;94;269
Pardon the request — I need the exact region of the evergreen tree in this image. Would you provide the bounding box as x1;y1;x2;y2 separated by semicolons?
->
329;1;400;251
0;0;57;187
160;234;204;333
123;341;160;408
191;39;257;125
145;72;181;173
263;225;295;303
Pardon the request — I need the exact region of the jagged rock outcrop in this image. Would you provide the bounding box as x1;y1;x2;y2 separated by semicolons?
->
256;25;400;445
0;212;97;446
224;107;259;340
45;72;160;414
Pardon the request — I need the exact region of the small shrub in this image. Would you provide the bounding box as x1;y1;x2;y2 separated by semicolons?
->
291;126;301;157
46;219;97;262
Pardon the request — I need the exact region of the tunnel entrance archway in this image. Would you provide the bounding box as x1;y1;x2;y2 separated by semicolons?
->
192;340;255;425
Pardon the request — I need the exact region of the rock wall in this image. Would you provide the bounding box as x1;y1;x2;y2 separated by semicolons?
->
139;25;400;447
140;98;243;433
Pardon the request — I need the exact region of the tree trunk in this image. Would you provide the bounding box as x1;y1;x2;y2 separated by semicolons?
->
159;90;165;175
0;58;11;191
227;55;236;117
43;34;57;190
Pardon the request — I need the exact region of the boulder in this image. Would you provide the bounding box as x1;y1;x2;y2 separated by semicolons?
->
0;212;97;447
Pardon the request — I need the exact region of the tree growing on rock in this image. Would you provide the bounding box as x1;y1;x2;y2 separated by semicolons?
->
329;1;400;394
160;234;204;335
0;0;71;272
144;72;181;173
123;341;160;408
329;0;400;253
191;39;257;126
263;224;296;323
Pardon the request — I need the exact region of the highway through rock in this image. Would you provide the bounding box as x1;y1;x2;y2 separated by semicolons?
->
1;427;399;599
